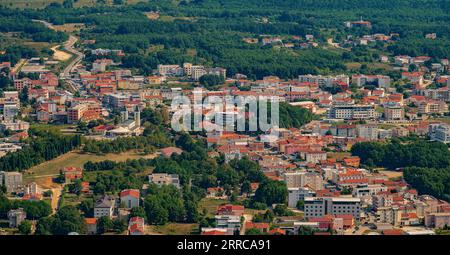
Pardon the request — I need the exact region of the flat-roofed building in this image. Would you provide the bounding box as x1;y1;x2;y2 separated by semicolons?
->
304;197;361;220
425;213;450;228
0;171;23;193
328;104;376;120
148;173;180;188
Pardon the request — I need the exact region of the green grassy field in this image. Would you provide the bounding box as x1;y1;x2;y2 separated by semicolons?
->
30;123;75;133
146;223;199;235
198;198;228;216
23;150;157;184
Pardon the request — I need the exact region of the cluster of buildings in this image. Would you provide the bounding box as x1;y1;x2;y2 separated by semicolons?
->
157;63;226;80
243;34;319;49
84;189;144;235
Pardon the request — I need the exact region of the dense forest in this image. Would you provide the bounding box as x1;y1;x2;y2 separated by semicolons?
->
404;167;450;201
2;0;448;78
351;138;450;201
351;138;450;170
0;130;81;172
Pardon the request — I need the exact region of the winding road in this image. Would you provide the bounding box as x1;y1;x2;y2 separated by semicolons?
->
32;19;84;79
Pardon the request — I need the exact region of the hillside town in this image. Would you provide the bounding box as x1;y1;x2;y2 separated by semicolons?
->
0;1;449;238
1;37;449;235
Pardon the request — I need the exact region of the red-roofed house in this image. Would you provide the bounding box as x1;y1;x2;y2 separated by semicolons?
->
120;189;140;208
343;157;360;168
128;217;145;235
160;147;183;157
62;167;83;183
245;222;270;233
217;204;244;216
201;228;231;235
335;214;355;229
206;187;226;198
85;218;98;234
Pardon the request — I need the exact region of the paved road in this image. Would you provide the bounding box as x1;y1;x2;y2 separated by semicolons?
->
32;19;84;79
61;35;84;79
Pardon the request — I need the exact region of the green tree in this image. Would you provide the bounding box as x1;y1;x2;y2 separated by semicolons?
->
253;180;288;206
199;74;225;89
97;216;113;234
18;220;32;235
130;206;146;220
144;197;169;225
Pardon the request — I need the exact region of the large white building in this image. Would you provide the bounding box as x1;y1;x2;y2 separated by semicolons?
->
352;74;391;88
429;124;450;143
328;104;376;120
283;171;323;190
298;74;349;87
304;197;361;219
148;173;180;188
94;195;116;218
288;187;316;208
157;64;183;76
356;124;379;140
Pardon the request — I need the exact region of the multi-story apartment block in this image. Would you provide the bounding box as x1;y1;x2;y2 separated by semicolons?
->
304;197;361;220
7;208;26;228
0;171;23;193
94;195;116;218
298;74;349;87
376;206;402;226
418;100;448;115
157;64;183;76
384;105;404;121
425;213;450;229
356;124;379;140
283;171;323;190
429;123;450;143
288;187;316;208
67;103;102;124
328;104;376;120
215;215;241;233
352;75;391;88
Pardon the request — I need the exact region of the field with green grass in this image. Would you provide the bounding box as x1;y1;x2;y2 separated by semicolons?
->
24;150;158;184
146;223;199;235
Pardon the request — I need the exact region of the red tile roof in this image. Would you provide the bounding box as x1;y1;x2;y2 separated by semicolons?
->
120;189;140;199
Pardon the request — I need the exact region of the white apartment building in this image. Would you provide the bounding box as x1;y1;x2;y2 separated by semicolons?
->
215;215;241;233
157;64;183;76
376;206;402;226
304;197;361;219
288;187;316;208
429;123;450;143
356;124;379;140
328;104;376;120
298;74;349;87
94;195;116;218
352;74;391;88
353;184;388;198
283;171;323;190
